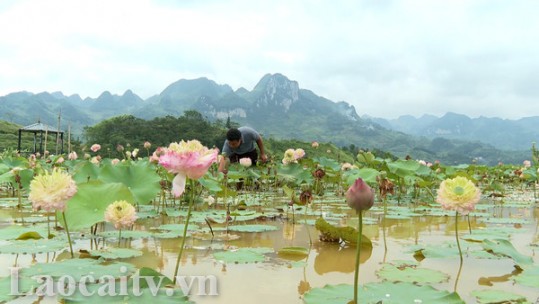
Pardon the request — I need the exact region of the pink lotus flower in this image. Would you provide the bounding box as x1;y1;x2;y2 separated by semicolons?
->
104;200;137;229
239;157;252;167
341;162;353;171
159;140;218;197
523;160;531;168
144;141;151;149
311;141;319;148
111;158;120;165
68;151;78;160
90;144;101;153
346;178;374;212
56;157;65;164
28;169;77;212
294;148;305;160
282;148;305;165
150;147;165;163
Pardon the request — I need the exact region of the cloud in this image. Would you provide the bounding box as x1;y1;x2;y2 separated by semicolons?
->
1;0;538;119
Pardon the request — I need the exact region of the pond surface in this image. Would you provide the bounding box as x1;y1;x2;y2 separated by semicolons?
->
0;189;538;304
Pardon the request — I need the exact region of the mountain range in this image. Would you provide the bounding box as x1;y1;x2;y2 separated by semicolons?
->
366;113;539;151
0;73;533;165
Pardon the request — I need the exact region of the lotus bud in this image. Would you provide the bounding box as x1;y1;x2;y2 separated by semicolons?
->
346;178;374;212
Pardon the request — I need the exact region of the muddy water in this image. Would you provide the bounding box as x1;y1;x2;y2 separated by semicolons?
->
0;194;538;304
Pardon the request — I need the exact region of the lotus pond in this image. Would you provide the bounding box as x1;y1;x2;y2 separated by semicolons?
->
0;152;538;304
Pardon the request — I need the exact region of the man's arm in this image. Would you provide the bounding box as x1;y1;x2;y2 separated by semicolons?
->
218;155;229;174
256;137;267;162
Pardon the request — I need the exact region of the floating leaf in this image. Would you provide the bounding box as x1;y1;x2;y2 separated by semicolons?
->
278;246;309;258
21;258;136;281
0;238;66;254
0;275;37;302
480;218;529;225
61;281;193;303
304;282;464;304
154;231;191;239
191;232;240;241
0;225;49;241
137;267;173;289
471;289;528;304
462;229;510;242
376;261;450;284
89;248;144;259
513;265;539;288
99;230;155;239
227;224;279;233
213;247;273;263
481;239;533;266
157;223;200;232
407;243;461;259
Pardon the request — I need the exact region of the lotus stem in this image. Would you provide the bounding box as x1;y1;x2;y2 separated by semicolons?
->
304;204;312;246
455;211;463;264
353;210;363;304
173;178;195;284
382;196;388;253
62;212;74;258
47;213;51;239
467;214;472;234
454;252;464;292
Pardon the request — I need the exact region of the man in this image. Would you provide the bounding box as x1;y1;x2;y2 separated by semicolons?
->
218;126;267;173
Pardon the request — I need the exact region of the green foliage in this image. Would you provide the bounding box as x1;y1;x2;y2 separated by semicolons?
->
376;261;450;284
98;161;161;204
60;180;136;231
83;111;226;157
471;290;528;304
0;120;82;155
264;138;354;164
315;217;372;246
481;239;534;267
304;282;464;304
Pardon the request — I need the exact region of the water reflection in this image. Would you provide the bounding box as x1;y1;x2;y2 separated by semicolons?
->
478;266;522;286
0;194;538;303
313;239;372;275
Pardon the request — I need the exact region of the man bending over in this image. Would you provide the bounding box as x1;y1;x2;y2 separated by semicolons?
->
218;127;267;174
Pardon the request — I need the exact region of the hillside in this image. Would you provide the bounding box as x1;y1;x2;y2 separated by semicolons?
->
0;74;533;165
367;112;539;151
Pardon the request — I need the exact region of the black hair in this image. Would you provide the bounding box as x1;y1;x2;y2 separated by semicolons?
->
226;128;241;141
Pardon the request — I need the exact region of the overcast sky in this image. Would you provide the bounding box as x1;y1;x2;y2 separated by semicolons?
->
1;0;538;119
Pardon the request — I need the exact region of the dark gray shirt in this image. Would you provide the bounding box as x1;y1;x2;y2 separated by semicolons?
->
222;126;260;156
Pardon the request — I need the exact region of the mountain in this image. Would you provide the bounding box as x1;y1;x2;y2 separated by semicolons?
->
133;78;233;119
0;74;532;165
367;112;539;151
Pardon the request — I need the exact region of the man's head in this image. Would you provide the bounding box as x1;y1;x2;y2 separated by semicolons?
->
226;128;242;149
